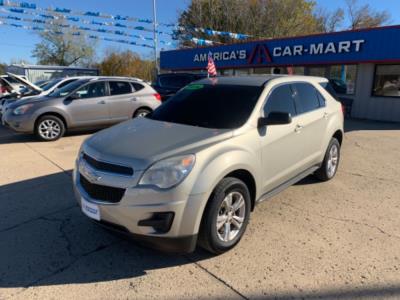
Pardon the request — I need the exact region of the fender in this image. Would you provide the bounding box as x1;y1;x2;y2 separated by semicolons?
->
186;147;262;235
32;107;72;127
319;107;344;162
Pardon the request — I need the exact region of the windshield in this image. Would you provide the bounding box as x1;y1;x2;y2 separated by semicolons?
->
48;79;90;97
41;79;63;91
149;83;263;129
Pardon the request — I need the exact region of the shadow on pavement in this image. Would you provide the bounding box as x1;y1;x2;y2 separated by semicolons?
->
0;171;212;289
0;125;99;145
2;172;399;300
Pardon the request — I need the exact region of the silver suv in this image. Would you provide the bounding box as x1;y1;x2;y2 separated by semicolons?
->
74;75;344;254
2;77;161;141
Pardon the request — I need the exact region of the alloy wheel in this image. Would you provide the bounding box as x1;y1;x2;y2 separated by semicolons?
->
327;144;339;178
216;191;246;242
38;119;61;140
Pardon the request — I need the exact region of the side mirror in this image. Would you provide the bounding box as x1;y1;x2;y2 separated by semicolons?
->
67;93;80;101
258;112;292;127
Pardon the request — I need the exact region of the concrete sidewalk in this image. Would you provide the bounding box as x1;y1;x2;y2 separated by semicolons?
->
1;120;400;299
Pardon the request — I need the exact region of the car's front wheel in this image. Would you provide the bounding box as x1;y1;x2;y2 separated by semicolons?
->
35;115;65;141
198;177;251;254
314;137;341;181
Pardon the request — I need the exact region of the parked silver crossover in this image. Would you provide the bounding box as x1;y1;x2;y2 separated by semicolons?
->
74;75;344;254
2;77;161;141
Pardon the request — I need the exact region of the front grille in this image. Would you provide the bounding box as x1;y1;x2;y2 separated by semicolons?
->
80;174;125;203
83;153;133;176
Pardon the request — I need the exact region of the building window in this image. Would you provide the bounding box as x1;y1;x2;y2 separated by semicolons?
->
372;64;400;98
235;68;251;75
307;66;326;77
219;69;235;76
253;67;272;74
329;65;357;95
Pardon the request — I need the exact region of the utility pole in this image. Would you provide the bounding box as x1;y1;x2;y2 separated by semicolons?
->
152;0;159;76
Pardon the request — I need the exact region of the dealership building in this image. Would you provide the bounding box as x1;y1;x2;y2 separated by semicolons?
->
160;25;400;122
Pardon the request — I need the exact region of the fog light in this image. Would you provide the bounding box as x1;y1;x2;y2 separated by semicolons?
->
138;212;174;233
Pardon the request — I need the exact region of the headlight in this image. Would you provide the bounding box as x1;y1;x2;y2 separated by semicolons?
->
13;104;34;115
139;155;195;189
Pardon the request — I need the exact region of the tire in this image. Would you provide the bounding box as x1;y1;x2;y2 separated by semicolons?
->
314;137;341;181
198;177;251;254
35;115;65;141
133;108;151;118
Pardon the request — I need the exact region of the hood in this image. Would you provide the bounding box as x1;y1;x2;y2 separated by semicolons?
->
84;117;233;171
6;72;42;93
7;95;51;109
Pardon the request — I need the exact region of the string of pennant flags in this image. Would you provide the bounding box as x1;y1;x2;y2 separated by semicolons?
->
0;12;220;48
0;12;172;44
0;7;221;47
0;19;159;48
0;0;252;43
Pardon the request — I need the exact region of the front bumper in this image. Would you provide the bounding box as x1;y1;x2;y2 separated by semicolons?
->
73;160;206;253
2;109;35;133
94;219;197;253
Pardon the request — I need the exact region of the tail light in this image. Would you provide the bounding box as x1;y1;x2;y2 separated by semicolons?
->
0;86;6;93
341;104;346;115
153;93;161;101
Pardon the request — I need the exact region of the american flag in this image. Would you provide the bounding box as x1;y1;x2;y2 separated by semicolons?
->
207;52;217;77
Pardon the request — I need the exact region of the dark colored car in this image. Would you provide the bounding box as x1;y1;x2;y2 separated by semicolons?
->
152;73;207;101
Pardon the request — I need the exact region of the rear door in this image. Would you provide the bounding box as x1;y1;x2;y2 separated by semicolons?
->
66;81;110;127
291;82;329;167
107;80;138;122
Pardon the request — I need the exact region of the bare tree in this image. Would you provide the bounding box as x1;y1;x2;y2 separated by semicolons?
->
346;0;390;29
316;7;344;32
32;18;96;66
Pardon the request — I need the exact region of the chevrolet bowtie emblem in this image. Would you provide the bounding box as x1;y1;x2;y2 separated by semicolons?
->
81;162;102;182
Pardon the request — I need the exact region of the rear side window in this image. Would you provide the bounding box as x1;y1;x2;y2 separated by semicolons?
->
131;83;145;92
319;82;339;100
292;83;321;114
264;84;297;117
316;90;326;107
109;81;132;95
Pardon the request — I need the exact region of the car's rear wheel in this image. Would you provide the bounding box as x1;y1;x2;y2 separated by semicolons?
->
134;108;151;118
198;177;251;254
35;115;65;141
314;137;341;181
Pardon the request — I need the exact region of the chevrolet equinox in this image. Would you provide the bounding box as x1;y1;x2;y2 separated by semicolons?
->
74;75;344;254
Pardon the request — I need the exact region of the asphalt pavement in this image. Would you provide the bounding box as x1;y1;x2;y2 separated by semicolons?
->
0;119;400;300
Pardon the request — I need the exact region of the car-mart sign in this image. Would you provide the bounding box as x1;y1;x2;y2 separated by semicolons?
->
160;25;400;70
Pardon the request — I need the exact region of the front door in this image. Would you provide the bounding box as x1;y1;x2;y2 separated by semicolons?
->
260;83;305;193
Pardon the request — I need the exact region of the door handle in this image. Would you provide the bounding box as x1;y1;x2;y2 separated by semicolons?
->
131;97;138;101
98;100;106;104
323;112;329;119
294;124;303;133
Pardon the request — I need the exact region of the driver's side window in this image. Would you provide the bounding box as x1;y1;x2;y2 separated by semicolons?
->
264;84;297;117
75;82;106;99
